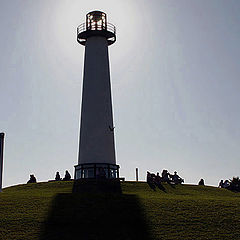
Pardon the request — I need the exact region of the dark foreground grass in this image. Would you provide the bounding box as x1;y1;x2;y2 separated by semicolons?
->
0;181;240;240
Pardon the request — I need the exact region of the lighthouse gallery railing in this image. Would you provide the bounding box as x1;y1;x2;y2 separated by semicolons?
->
77;22;116;36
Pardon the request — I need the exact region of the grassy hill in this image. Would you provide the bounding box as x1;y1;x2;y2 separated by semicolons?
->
0;181;240;240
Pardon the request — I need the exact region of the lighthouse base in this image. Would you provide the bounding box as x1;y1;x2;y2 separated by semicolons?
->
72;178;122;193
74;163;120;180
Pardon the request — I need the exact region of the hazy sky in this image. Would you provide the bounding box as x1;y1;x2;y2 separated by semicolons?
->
1;0;240;187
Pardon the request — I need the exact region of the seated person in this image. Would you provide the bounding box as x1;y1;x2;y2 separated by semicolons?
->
198;179;205;186
146;171;156;190
27;174;37;184
63;170;71;181
161;170;170;183
154;172;166;191
171;171;184;184
55;171;61;181
147;171;151;182
147;171;154;183
154;172;161;184
223;180;230;188
218;180;224;188
150;173;156;181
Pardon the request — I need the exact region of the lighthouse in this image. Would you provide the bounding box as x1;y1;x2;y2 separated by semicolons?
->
74;11;119;181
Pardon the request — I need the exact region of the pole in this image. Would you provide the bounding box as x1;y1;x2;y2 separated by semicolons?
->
0;133;5;192
136;168;138;182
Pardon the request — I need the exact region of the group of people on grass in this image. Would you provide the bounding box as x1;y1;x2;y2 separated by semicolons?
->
55;170;71;181
147;170;184;190
27;170;71;184
219;178;240;192
27;169;240;193
218;179;230;189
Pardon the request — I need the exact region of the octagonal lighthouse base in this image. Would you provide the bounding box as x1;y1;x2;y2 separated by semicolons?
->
75;163;119;180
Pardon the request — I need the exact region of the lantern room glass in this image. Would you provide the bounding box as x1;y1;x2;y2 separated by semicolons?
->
86;11;107;31
75;163;119;180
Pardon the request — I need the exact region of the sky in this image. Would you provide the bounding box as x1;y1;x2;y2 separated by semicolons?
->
1;0;240;187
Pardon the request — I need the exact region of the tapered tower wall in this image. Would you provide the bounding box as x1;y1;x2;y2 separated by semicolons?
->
78;36;116;165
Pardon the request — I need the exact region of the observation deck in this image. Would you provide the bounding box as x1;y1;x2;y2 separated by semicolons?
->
77;11;116;46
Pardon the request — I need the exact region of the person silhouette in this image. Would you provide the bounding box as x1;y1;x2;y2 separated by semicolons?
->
63;170;71;181
146;171;156;191
27;174;37;183
55;172;61;181
218;180;224;188
198;179;205;186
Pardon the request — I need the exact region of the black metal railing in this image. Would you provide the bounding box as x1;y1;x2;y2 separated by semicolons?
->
77;22;116;36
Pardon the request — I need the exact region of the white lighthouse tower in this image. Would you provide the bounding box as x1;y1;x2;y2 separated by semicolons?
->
74;11;119;181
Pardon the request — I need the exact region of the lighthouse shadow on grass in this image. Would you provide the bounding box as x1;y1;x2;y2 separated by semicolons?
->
40;190;153;240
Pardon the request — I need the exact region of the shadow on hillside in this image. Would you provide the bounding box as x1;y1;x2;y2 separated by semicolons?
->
40;193;153;240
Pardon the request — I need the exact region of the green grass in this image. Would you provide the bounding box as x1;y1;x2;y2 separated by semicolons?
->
0;181;240;240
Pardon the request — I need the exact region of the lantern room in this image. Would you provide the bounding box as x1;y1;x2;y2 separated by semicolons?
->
77;11;116;46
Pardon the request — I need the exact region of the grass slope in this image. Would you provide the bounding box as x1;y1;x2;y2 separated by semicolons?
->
0;181;240;240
